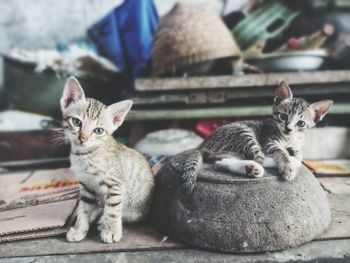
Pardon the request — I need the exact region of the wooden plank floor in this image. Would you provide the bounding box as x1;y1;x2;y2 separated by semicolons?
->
318;176;350;240
0;224;182;258
0;175;349;261
321;194;350;240
2;240;350;263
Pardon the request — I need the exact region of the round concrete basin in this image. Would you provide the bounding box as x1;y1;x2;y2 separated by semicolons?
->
151;156;331;253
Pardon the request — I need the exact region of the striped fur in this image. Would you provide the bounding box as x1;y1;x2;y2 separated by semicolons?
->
180;81;332;192
61;77;154;243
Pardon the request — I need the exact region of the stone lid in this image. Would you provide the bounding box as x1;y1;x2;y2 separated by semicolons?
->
198;163;278;184
170;155;278;185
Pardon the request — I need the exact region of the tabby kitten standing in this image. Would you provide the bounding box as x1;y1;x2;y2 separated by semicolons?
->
181;81;333;191
61;77;154;243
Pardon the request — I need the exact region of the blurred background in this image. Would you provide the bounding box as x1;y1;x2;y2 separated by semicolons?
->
1;1;350;259
1;0;350;169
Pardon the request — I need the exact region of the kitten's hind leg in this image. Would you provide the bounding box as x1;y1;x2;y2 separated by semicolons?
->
202;150;241;163
262;156;301;169
215;157;264;178
122;208;145;223
262;157;278;168
90;206;103;223
180;149;203;193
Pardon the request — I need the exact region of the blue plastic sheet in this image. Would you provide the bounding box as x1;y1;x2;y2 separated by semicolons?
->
88;0;159;78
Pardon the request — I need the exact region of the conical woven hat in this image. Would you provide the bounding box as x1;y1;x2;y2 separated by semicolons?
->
152;2;241;75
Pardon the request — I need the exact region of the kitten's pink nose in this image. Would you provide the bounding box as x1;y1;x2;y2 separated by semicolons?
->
285;127;293;133
78;133;89;143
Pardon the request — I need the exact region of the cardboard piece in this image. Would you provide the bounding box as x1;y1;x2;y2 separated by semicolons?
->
304;159;350;176
0;169;78;242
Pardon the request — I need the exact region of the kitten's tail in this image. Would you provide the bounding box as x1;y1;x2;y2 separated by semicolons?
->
180;149;203;193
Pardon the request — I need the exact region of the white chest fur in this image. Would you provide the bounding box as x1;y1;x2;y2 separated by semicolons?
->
70;154;109;197
286;132;304;152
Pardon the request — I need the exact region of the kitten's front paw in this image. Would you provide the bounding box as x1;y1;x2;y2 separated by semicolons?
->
290;156;302;169
100;228;122;243
66;227;87;242
279;163;297;181
245;161;264;178
253;152;266;164
97;215;105;232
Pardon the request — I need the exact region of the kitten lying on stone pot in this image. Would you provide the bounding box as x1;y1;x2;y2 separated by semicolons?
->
179;81;333;192
61;77;154;243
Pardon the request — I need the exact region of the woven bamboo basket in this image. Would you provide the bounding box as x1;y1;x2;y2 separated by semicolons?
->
152;2;241;76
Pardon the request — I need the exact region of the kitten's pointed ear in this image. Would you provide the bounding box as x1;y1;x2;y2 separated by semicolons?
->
310;100;333;122
60;77;86;110
274;81;293;105
107;100;133;129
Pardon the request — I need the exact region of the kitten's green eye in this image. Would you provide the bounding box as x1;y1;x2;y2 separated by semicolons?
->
72;117;82;127
297;120;306;127
94;127;104;135
279;113;288;121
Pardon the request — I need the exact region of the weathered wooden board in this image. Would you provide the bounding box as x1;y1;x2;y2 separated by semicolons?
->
319;177;350;195
131;84;348;106
127;106;272;120
0;130;69;162
127;103;350;121
135;70;350;91
0;224;183;258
